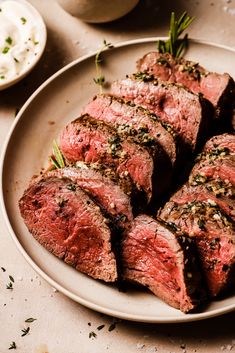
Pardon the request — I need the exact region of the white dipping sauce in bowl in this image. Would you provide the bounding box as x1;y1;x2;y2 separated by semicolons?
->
0;0;47;90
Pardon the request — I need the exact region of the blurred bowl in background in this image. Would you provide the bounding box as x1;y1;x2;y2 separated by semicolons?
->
56;0;139;23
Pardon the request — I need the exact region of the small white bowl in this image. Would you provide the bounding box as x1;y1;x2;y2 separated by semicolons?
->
0;0;47;90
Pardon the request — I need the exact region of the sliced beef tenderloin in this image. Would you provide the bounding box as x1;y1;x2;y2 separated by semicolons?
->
83;94;177;167
59;114;169;205
121;214;205;313
137;51;235;127
19;175;117;282
44;165;133;230
111;74;213;153
159;200;235;297
203;133;235;155
170;182;235;222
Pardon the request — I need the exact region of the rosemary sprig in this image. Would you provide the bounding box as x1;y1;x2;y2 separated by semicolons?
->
50;140;65;169
94;39;113;93
157;11;194;57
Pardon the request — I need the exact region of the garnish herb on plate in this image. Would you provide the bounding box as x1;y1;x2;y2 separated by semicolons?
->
8;341;16;350
89;331;97;338
94;39;114;93
157;11;194;57
25;318;37;323
21;327;30;337
50;140;65;169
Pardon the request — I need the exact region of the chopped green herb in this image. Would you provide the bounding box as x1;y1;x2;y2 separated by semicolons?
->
6;282;13;289
25;317;37;323
89;331;97;338
21;17;27;25
34;41;39;45
14;57;19;63
108;323;116;332
94;39;114;92
21;327;30;337
133;72;155;82
156;11;194;57
0;75;5;79
97;324;105;331
2;46;10;54
5;36;13;45
1;267;6;272
67;184;76;191
9;275;14;283
8;341;16;350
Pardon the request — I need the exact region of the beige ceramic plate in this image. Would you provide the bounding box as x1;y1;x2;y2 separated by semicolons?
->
1;38;235;323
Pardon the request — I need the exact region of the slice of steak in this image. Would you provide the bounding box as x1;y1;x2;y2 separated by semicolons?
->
19;176;117;282
44;165;133;230
137;52;235;127
83;94;177;167
111;74;213;153
159;200;235;297
170;182;235;222
203;133;235;155
121;215;205;313
59;114;166;205
191;154;235;186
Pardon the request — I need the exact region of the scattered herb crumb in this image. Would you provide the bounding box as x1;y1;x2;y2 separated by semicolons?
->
89;331;97;338
88;322;91;326
0;75;5;79
8;341;16;350
21;17;27;25
9;275;14;283
21;327;30;337
6;282;13;290
108;323;116;332
1;267;6;272
5;36;13;45
97;324;105;331
2;46;10;54
14;57;19;63
25;317;37;323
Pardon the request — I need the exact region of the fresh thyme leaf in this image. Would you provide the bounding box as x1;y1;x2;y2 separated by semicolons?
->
108;323;116;332
156;11;194;57
2;46;10;54
25;317;37;323
94;39;114;92
89;331;97;338
5;36;13;45
9;275;14;283
6;282;13;289
8;341;16;350
21;17;27;25
52;140;65;169
97;324;105;331
21;327;30;337
1;267;6;272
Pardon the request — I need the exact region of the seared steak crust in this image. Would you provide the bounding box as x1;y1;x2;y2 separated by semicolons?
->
19;176;117;282
111;75;213;152
44;166;133;230
159;200;235;297
137;52;235;126
121;215;205;312
83;94;177;167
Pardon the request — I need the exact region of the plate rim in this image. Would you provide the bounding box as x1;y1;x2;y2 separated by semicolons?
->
1;37;235;323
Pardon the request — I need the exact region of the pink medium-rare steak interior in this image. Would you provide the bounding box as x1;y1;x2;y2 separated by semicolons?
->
121;215;205;313
59;114;154;202
159;200;235;297
45;166;133;229
137;52;235;111
19;176;117;282
83;94;177;167
111;75;212;152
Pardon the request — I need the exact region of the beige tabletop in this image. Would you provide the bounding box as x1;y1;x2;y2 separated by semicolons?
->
1;0;235;352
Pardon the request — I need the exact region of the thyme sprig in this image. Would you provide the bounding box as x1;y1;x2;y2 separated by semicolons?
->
50;140;65;169
21;327;30;337
94;39;113;93
8;341;16;350
157;11;194;57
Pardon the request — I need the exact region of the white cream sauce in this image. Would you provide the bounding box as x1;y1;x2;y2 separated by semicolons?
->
0;0;45;82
